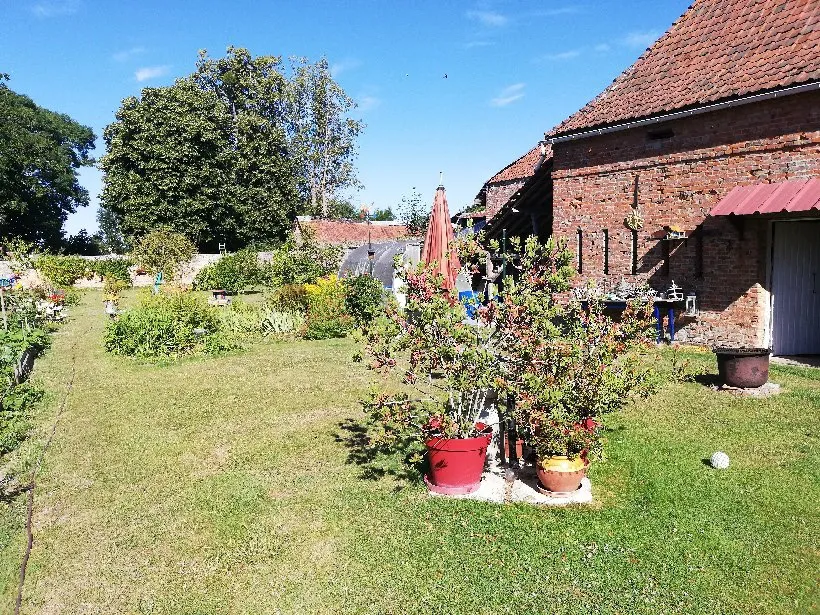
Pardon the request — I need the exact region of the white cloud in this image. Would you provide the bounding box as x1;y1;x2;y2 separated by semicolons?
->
135;65;170;82
539;49;582;61
464;40;494;49
466;10;508;27
31;0;78;17
330;59;361;78
357;95;381;112
622;30;661;49
593;43;611;53
490;83;525;107
112;47;146;63
534;6;581;17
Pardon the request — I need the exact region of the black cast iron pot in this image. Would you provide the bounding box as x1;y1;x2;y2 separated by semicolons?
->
713;347;771;388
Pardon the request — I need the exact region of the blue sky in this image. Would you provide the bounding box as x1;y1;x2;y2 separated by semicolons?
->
1;0;690;235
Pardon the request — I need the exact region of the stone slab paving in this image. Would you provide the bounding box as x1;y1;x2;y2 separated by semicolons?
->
426;466;593;506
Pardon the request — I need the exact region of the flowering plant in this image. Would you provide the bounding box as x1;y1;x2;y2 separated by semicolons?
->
362;235;658;462
490;239;658;461
362;258;499;444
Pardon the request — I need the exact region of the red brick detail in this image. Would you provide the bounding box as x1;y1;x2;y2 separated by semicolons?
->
550;0;820;137
550;91;820;347
485;178;528;221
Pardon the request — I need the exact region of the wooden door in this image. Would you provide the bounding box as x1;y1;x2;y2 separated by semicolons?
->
772;221;820;355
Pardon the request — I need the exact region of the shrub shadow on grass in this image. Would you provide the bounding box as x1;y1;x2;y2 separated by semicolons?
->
694;373;722;387
336;418;425;489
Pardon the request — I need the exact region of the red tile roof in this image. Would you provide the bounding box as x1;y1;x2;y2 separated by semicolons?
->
549;0;820;137
296;218;409;245
487;144;550;184
710;178;820;215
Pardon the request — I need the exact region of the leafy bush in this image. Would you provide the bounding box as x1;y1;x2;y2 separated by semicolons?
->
218;300;264;336
104;291;238;358
265;232;341;287
194;250;263;294
260;310;304;336
0;324;49;457
266;284;309;314
343;274;385;328
93;257;133;283
303;275;353;340
130;229;195;278
33;254;89;287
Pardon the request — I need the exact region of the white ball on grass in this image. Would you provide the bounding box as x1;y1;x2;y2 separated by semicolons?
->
710;451;730;469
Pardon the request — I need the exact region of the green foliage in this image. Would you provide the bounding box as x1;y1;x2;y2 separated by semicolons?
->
397;187;428;236
265;284;309;313
93;257;133;284
64;229;103;255
0;382;41;455
363;235;658;457
96;203;128;254
287;56;364;217
101;48;364;250
265;232;341;287
0;319;50;457
217;300;264;337
260;310;304;336
1;237;36;272
342;274;384;328
369;207;395;221
194;249;263;294
104;291;238;359
0;77;96;249
33;253;88;287
302;275;353;340
129;229;195;278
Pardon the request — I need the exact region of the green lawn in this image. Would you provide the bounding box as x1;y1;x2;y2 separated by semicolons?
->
0;290;817;614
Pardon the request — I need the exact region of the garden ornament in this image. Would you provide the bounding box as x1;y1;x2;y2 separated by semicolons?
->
709;451;730;469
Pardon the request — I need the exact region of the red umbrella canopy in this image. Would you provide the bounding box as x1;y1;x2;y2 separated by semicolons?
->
421;185;461;290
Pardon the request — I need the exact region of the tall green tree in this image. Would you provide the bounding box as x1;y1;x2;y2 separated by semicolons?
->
0;75;96;249
287;57;363;217
193;47;298;246
100;78;237;250
101;48;364;251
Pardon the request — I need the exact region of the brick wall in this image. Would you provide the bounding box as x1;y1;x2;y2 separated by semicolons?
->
551;90;820;347
486;178;527;221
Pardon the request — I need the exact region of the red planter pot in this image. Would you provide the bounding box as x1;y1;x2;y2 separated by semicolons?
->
424;435;491;495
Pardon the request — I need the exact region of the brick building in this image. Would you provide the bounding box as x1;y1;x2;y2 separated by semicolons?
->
495;0;819;354
468;144;551;226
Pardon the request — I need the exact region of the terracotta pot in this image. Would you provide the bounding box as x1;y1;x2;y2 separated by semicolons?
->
424;435;490;495
714;347;770;388
536;455;588;494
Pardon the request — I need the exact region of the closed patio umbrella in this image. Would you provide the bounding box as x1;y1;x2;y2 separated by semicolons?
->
421;182;461;290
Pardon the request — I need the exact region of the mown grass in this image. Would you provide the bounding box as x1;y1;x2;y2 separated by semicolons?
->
0;290;817;614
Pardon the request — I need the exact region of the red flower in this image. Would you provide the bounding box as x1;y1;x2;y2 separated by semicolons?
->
583;418;599;431
427;417;443;431
474;422;490;433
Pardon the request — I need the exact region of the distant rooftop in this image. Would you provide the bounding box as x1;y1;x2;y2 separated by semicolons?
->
295;217;409;246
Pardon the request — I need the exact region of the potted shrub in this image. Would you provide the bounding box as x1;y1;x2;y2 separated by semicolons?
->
362;262;497;494
487;238;658;494
363;235;658;495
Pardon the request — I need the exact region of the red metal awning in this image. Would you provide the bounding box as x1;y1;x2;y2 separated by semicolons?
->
710;178;820;216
